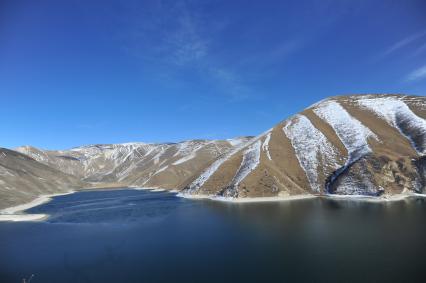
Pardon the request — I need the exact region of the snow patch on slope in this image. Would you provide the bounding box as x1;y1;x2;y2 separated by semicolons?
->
172;142;207;165
183;134;261;194
232;140;262;186
156;165;168;174
184;148;243;193
218;140;262;197
227;138;248;147
172;154;196;165
283;114;341;192
173;141;196;157
16;147;50;163
152;146;168;165
313;100;379;161
262;132;272;160
357;97;426;155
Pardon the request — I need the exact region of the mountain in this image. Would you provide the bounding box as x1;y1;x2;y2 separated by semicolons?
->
181;94;426;199
15;138;251;190
1;138;250;210
0;148;85;210
1;94;425;211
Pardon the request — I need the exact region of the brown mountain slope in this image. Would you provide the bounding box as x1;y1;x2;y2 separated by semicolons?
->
3;94;425;211
181;94;426;198
15;138;252;190
2;138;252;210
0;148;85;210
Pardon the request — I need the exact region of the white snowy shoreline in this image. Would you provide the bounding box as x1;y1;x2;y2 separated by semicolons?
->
0;187;173;222
177;192;426;203
177;193;318;203
323;193;426;202
1;188;425;222
0;191;75;222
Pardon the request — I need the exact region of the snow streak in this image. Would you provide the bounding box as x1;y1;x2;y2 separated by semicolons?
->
283;114;341;192
184;142;250;193
313;100;379;162
184;135;265;194
172;142;207;165
262;132;272;160
232;140;262;186
227;138;247;147
219;140;262;197
357;97;426;155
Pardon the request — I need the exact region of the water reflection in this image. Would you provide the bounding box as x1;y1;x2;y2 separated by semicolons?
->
0;190;425;283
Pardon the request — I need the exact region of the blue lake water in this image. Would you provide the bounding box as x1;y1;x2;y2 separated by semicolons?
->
0;189;425;283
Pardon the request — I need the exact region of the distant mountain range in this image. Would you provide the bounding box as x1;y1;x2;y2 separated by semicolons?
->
0;94;425;210
0;138;250;209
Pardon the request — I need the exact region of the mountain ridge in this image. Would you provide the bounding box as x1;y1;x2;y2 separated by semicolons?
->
1;94;425;211
181;94;425;198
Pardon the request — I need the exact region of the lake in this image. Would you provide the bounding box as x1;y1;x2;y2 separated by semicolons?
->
0;189;425;283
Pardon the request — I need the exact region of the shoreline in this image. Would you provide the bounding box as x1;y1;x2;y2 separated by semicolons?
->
323;193;426;202
1;188;425;222
177;192;426;203
0;187;174;222
0;191;75;222
176;193;318;203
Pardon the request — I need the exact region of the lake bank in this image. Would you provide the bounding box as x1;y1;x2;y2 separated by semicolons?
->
1;189;425;283
1;187;425;222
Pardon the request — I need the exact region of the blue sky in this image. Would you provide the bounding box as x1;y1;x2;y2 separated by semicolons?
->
1;0;425;149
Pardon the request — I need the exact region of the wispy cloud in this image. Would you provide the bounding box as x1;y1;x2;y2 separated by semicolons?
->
207;67;253;101
405;65;426;82
159;2;208;66
380;30;426;58
118;1;324;102
119;0;255;100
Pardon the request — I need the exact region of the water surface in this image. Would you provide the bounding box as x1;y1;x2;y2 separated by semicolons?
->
0;189;425;283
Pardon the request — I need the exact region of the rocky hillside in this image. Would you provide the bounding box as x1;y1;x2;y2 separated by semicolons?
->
181;94;425;198
1;94;425;210
1;138;250;209
15;138;251;190
0;148;85;210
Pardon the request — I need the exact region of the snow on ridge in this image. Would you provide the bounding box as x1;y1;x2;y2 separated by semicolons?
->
140;164;170;186
262;131;272;160
152;146;168;165
357;96;426;155
306;97;331;110
283;114;341;192
220;140;262;197
232;140;262;186
313;100;379;162
403;96;426;111
172;141;195;157
172;153;196;165
172;148;201;165
156;165;168;174
171;141;208;165
185;132;266;194
227;137;249;147
17;147;50;163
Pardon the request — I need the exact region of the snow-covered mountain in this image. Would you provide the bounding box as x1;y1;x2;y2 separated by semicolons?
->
0;138;251;209
15;138;252;190
1;94;425;210
181;94;426;198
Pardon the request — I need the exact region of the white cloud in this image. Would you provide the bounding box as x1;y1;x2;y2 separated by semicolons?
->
163;5;208;66
118;0;257;100
381;30;426;58
405;65;426;82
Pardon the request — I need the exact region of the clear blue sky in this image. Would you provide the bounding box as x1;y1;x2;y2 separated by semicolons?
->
1;0;425;150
